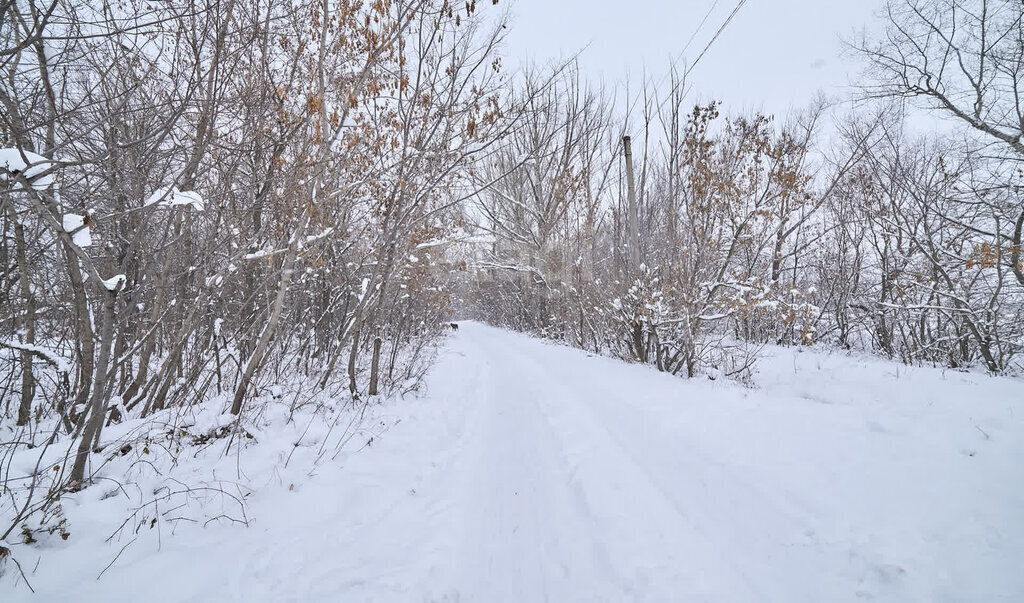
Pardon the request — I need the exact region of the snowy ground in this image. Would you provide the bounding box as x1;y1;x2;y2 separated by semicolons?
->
6;322;1023;601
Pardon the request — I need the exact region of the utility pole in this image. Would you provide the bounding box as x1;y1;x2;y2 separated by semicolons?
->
623;135;640;272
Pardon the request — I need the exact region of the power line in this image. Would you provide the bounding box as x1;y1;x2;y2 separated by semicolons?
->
652;0;721;99
620;0;751;122
683;0;749;80
679;0;722;73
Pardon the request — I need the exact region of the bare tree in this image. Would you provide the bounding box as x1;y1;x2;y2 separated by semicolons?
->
855;0;1024;287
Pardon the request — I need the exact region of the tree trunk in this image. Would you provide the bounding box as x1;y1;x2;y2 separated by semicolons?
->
66;244;95;430
70;288;118;485
230;213;306;415
9;207;35;426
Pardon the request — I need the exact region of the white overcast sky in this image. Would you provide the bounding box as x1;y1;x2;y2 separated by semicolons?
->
501;0;887;119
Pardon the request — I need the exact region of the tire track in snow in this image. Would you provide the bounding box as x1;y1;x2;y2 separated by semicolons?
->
469;330;766;601
440;331;629;601
490;329;851;602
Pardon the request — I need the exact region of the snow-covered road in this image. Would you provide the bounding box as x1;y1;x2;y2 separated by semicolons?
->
14;322;1024;601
